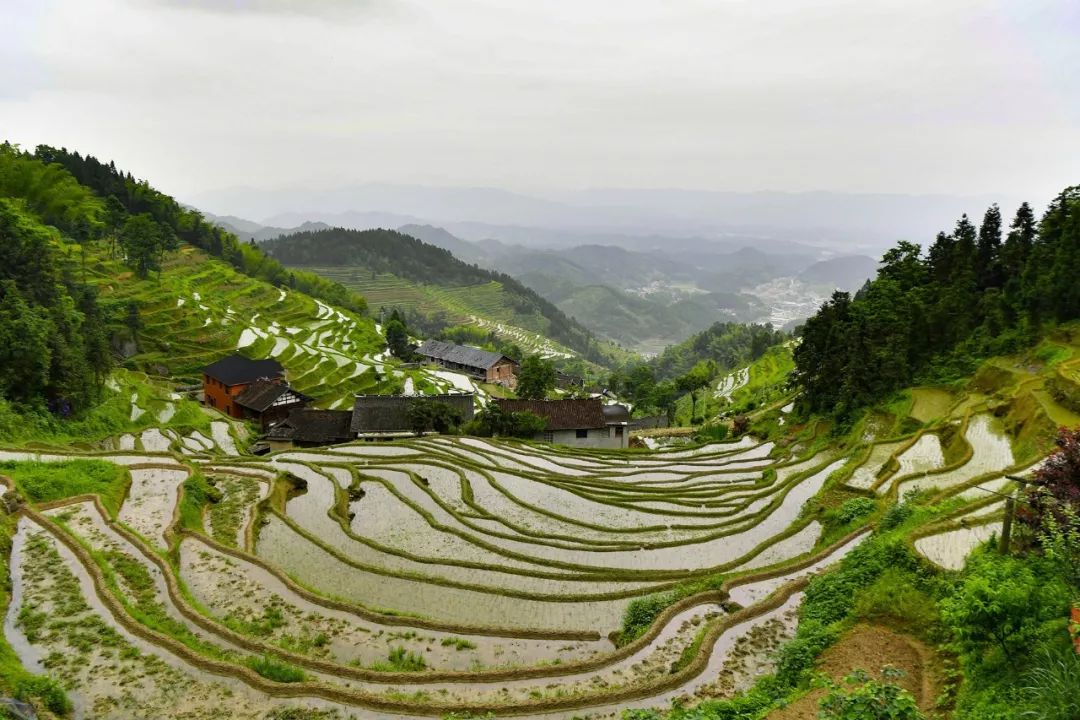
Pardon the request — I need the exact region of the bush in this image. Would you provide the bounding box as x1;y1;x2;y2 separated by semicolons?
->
818;668;924;720
619;590;680;645
854;569;939;630
835;497;877;525
941;554;1070;670
372;646;427;672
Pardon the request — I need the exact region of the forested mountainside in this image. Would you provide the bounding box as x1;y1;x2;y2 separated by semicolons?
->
262;226;627;367
796;187;1080;418
650;322;789;380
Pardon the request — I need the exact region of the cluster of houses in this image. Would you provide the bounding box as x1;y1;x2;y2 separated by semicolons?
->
201;341;628;451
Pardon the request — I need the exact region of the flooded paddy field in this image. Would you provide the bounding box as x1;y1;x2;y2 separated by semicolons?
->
0;418;1033;718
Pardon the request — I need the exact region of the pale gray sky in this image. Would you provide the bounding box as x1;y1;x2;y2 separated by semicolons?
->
2;0;1077;203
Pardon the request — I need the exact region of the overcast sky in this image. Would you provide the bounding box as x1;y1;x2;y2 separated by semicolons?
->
2;0;1077;205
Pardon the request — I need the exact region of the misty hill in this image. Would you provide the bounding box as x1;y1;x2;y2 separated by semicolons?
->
261;227;625;366
202;211;331;243
797;254;878;291
189;183;1020;255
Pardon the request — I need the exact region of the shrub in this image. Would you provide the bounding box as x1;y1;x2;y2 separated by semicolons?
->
695;422;729;443
835;497;876;525
818;668;924;720
619;590;680;645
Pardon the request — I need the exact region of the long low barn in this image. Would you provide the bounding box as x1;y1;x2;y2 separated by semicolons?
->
495;398;629;449
415;340;519;388
351;393;477;439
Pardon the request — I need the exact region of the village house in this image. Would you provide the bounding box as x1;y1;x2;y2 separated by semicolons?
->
201;355;299;421
266;408;354;451
495;398;630;449
232;378;310;431
351;393;476;440
415;340;519;388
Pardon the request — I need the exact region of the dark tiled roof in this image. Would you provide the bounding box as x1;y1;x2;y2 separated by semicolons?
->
415;340;515;371
269;409;354;444
495;398;606;431
351;394;476;433
202;354;284;386
234;379;309;413
602;403;631;424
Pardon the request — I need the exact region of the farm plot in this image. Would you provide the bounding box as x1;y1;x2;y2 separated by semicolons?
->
5;427;983;720
894;414;1014;497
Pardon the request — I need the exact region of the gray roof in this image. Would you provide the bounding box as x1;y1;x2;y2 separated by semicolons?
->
234;379;309;413
202;354;284;386
415;340;515;371
351;393;476;434
494;398;606;431
602;403;631;424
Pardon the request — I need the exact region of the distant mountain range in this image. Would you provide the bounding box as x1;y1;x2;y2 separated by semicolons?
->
204;212;879;354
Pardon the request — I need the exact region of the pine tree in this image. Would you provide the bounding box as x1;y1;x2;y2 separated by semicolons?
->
976;204;1003;290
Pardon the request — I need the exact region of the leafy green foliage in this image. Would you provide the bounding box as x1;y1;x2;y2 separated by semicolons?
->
463;404;548;438
517;355;556;399
177;471;220;532
406;400;465;435
1020;648;1080;720
0;195;111;414
32;144;366;314
940;554;1070;669
834;497;877;525
795;188;1080;418
384;311;413;360
619;590;680;644
2;460;128;516
12;674;72;715
818;668;924;720
650;322;786;380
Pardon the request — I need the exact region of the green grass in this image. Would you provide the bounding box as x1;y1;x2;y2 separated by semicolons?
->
2;460;129;517
370;646;428;672
245;654;307;682
177;470;220;533
0;513;72;716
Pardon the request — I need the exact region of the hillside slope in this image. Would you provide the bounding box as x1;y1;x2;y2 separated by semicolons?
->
262;227;631;366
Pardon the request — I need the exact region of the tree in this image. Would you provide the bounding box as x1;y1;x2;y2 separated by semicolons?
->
676;360;715;423
1023;426;1080;530
976;203;1003;290
384;311;412;360
118;213;164;277
940;555;1068;668
0;284;52;404
818;668;924;720
405;400;464;436
463;404;548;438
517;355;556;399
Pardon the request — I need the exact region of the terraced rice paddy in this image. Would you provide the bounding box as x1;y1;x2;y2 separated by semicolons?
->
0;413;1036;719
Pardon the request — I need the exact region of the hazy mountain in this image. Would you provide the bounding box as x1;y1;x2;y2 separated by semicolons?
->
187;183;1022;256
797;255;879;291
202;211;331;243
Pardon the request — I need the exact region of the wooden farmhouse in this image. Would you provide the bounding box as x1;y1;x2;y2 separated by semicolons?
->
415;340;519;388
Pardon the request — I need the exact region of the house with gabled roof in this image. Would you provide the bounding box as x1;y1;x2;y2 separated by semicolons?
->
202;354;290;420
495;398;629;449
233;379;310;430
415;339;518;388
350;393;475;439
267;408;354;450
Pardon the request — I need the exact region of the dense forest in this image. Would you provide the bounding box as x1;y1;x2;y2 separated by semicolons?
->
0;146;112;415
796;186;1080;418
650;321;787;380
262;227;616;367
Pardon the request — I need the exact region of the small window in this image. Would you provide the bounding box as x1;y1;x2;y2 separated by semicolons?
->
576;429;588;439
